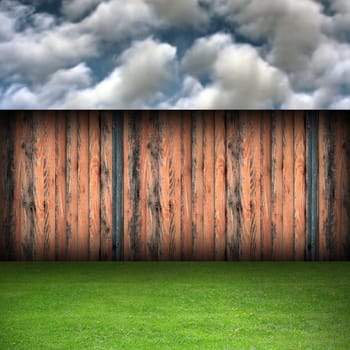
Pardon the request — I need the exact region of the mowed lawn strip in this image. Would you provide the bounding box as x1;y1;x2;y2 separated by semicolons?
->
0;262;349;350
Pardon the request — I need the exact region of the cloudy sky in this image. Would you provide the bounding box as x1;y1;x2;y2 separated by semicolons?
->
0;0;349;109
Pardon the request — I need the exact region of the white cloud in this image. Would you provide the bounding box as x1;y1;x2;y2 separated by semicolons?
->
147;0;209;27
79;0;156;41
0;63;92;108
177;34;291;108
182;32;232;77
61;38;177;108
61;0;102;20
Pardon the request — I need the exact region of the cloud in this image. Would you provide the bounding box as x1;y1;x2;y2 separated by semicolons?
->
63;37;177;108
78;0;156;41
61;0;102;20
0;1;97;83
0;63;92;108
177;34;291;108
147;0;209;27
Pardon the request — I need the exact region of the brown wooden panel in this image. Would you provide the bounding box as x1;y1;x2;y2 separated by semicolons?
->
260;111;272;260
226;111;241;260
88;111;101;260
191;112;204;260
0;115;15;260
168;112;182;260
239;112;252;261
214;111;226;260
271;112;283;260
203;112;215;260
123;112;144;260
77;113;89;260
282;113;294;260
100;111;113;260
181;112;192;260
66;112;78;260
55;112;66;260
33;112;56;260
248;112;261;260
17;112;37;260
294;111;306;261
153;112;169;260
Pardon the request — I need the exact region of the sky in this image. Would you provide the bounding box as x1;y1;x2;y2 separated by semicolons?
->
0;0;349;109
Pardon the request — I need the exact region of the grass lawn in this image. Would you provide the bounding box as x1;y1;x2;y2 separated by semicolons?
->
0;262;349;350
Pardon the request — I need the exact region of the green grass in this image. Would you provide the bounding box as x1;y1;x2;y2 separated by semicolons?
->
0;262;349;350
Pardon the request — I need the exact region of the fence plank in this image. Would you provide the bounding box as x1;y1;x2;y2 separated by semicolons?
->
181;112;192;260
226;112;241;260
271;112;283;260
0;115;15;260
55;112;66;260
88;111;101;260
249;112;261;260
100;111;113;260
214;111;226;260
203;112;215;260
168;112;182;260
66;112;78;260
282;113;294;260
294;111;306;260
191;112;204;260
260;111;272;260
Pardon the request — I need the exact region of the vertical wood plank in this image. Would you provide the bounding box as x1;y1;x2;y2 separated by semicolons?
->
203;112;215;260
260;111;272;260
113;111;124;261
168;112;182;260
0;114;15;260
191;112;204;260
282;113;294;260
307;112;319;261
214;111;226;260
66;112;78;260
55;112;66;260
100;111;113;260
156;112;170;260
342;113;350;259
181;112;192;260
20;112;35;260
239;112;251;261
77;113;89;260
124;113;141;260
248;112;261;260
271;112;283;260
334;112;348;259
294;111;306;261
89;111;101;260
226;112;242;260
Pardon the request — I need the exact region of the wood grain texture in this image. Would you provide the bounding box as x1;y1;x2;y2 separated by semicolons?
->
181;112;192;260
100;111;113;260
191;112;204;260
203;112;215;260
214;111;226;260
89;111;101;260
2;110;350;261
66;112;78;260
260;112;272;260
33;112;56;260
226;111;241;260
0;115;15;260
294;111;306;260
271;112;283;260
282;113;294;260
168;112;182;260
55;112;66;260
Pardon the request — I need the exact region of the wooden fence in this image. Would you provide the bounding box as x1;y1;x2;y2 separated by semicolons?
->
0;111;349;260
